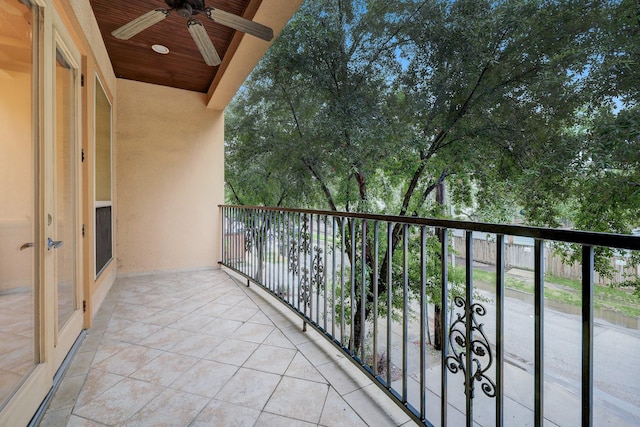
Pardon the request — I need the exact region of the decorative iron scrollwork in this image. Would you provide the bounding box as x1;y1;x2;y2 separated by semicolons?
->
289;215;312;308
445;296;496;399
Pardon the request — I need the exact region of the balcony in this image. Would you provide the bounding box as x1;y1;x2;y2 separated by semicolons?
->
36;206;640;426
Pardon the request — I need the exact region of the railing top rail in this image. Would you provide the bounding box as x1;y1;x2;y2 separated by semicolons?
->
220;204;640;251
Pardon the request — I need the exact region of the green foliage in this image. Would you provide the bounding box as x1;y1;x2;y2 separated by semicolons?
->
226;0;640;316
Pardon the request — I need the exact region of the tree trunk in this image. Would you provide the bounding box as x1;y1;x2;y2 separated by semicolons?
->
433;304;442;350
433;181;446;350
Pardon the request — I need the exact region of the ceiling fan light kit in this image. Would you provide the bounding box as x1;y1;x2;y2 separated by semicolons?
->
151;44;170;54
111;0;274;66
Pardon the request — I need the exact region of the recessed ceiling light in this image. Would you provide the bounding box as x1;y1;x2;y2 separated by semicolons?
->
152;44;169;54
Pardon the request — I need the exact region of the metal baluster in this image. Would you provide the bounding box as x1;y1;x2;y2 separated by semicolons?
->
350;219;356;354
361;220;367;362
582;245;594;427
465;231;474;427
332;216;337;338
534;239;544;427
441;228;449;427
297;212;302;313
305;214;314;320
268;210;273;290
222;207;226;264
316;214;321;326
496;234;505;427
341;218;346;347
420;225;427;420
373;221;380;379
402;224;409;402
324;215;328;331
287;211;292;303
387;222;393;387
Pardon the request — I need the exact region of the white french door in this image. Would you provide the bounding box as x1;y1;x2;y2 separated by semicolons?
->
0;2;84;425
47;5;84;371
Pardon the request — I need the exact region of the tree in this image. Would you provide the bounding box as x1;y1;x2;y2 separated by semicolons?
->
225;0;636;349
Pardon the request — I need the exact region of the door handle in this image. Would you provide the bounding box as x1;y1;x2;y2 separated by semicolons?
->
20;242;34;251
47;237;63;250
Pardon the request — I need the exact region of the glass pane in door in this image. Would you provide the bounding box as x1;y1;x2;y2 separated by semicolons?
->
0;0;38;409
54;46;77;329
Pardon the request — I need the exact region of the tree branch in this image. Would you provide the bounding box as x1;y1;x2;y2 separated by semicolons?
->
303;158;339;211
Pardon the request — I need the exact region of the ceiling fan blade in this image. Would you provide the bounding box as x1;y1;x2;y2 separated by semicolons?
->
187;19;221;66
205;8;273;42
111;9;169;40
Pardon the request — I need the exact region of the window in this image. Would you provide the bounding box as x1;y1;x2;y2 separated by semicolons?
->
94;76;112;276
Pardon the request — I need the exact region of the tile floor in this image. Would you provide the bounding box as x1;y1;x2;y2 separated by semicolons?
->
0;289;35;408
38;269;415;426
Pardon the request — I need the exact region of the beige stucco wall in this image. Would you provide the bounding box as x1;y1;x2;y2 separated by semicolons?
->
116;79;224;274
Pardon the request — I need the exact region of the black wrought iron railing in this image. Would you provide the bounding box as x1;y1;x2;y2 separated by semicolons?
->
220;205;640;427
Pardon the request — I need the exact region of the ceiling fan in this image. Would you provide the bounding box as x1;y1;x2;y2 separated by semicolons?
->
111;0;274;66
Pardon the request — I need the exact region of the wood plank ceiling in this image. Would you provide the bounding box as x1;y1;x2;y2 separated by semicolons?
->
89;0;261;93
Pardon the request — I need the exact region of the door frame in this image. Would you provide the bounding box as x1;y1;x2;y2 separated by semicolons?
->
46;1;84;371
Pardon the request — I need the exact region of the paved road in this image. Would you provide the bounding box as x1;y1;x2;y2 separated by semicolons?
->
390;279;640;426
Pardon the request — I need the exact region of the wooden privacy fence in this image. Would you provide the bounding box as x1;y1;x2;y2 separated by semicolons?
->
453;235;639;286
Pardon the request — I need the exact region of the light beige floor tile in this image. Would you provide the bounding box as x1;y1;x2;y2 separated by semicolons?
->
214;368;281;410
168;332;224;358
192;301;233;317
47;374;86;411
66;351;95;377
169;298;210;313
67;414;109;426
213;293;247;306
316;358;371;396
92;344;162;376
343;384;411;427
279;323;314;346
144;295;185;309
76;369;125;407
38;406;73;427
140;309;187;327
66;414;109;426
73;377;164;425
285;352;328;383
139;326;190;351
237;298;259;310
111;302;162;322
257;412;317;426
243;345;296;375
232;322;275;343
105;321;164;344
263;328;296;349
91;340;131;366
319;387;368;427
104;317;136;333
263;376;329;423
248;311;274;326
121;388;209;427
130;352;198;386
205;338;258;366
78;333;103;353
297;339;343;367
219;306;259;322
190;399;261;427
171;359;238;398
168;313;217;332
205;317;244;337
